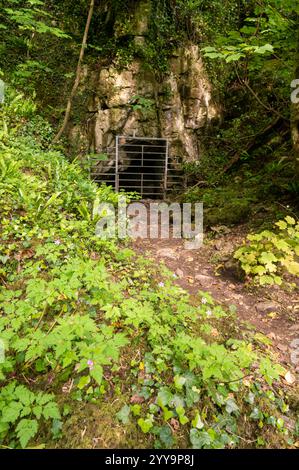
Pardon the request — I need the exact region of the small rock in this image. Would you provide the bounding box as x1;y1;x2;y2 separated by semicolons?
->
255;301;280;314
268;332;277;340
210;225;231;234
176;268;184;278
195;274;213;285
214;240;223;251
221;259;245;282
284;371;296;385
290;324;299;331
170;418;180;431
156;248;178;259
231;293;243;300
277;343;288;352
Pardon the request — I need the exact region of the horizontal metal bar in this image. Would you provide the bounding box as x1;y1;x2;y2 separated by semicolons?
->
117;159;166;163
119;183;165;186
90;173;116;176
93;175;115;182
119;173;165;176
118;142;167;145
167;175;185;178
117;135;168;141
119;186;164;190
91;169;182;174
119;150;166;153
91;173;182;178
119;173;164;181
120;160;165;168
118;171;164;173
105;151;166;155
92;159;166;163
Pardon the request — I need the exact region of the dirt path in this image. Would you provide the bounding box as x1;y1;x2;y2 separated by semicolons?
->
133;218;299;376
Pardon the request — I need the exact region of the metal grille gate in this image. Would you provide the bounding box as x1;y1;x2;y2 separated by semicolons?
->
90;136;179;199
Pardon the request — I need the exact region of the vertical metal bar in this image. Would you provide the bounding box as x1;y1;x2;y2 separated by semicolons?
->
115;135;119;192
164;139;169;197
141;145;144;197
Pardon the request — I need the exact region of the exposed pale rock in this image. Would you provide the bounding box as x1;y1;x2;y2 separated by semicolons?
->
255;301;280;314
195;274;214;284
69;35;221;167
156;248;178;259
176;268;184;278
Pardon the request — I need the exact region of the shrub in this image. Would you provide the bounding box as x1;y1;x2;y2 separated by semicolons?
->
234;216;299;285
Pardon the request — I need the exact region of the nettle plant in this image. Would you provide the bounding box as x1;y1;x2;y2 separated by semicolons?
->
0;383;60;448
0;94;133;447
234;216;299;286
114;289;290;449
0;91;296;448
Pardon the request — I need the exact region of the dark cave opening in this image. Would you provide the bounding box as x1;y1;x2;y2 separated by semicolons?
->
117;137;167;199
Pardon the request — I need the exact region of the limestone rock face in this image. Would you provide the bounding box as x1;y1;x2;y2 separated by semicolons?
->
69;43;220;168
68;0;220;169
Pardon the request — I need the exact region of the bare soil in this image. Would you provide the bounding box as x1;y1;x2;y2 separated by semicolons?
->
133;216;299;376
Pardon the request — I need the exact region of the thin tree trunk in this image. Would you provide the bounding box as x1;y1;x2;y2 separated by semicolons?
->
52;0;95;144
291;20;299;177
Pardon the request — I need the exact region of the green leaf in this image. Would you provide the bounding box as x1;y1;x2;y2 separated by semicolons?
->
259;358;284;385
32;405;42;419
42;402;60;420
163;407;174;421
259;252;277;264
277;418;284;430
138;417;154;433
190;429;211;449
130;404;141;417
285;216;296;225
192;413;204;430
16;419;38;448
254;44;274;54
174;375;186;391
225;53;243;62
116;405;131;424
90;365;103;386
201;46;217;53
2;401;22;423
176;406;189;425
205;52;223;59
157;388;173;408
250;407;262;420
225;398;239;415
275;220;287;230
77;375;91;390
159;425;174;447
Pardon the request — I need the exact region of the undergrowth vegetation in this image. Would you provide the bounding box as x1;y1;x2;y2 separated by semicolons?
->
0;90;298;449
234;217;299;286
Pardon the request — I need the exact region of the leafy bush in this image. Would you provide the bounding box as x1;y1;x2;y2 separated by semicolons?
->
0;90;297;449
234;216;299;285
0;383;60;448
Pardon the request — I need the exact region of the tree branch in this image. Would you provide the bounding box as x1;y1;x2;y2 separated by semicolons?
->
52;0;95;144
234;65;289;123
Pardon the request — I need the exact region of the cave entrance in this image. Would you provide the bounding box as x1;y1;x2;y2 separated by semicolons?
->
115;136;168;199
90;136;184;200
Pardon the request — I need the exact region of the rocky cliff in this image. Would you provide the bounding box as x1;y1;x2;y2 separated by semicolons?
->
68;1;220;170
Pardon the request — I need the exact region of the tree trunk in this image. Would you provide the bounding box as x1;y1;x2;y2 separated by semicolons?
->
291;20;299;177
52;0;95;144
